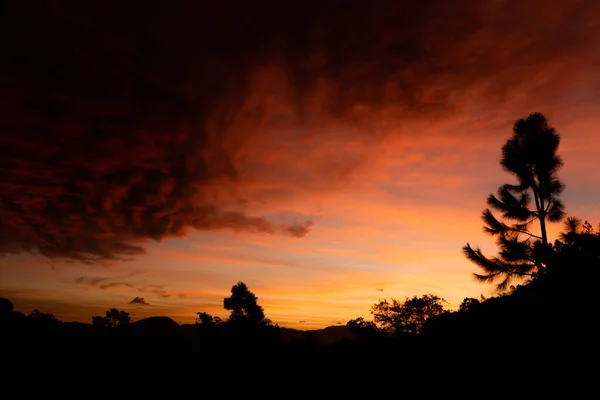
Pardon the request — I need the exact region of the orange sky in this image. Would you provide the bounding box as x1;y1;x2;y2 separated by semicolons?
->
1;1;600;329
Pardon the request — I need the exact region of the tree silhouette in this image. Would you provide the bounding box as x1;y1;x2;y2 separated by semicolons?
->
223;282;267;326
28;309;58;322
553;217;600;271
92;308;131;328
0;298;18;327
463;112;565;290
196;312;223;325
371;294;446;335
0;298;14;317
346;317;381;338
458;297;481;313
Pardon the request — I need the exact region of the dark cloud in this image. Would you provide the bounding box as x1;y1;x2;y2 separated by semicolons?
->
1;0;599;262
129;297;149;306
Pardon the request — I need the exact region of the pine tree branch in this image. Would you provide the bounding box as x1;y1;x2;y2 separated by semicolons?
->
511;229;542;239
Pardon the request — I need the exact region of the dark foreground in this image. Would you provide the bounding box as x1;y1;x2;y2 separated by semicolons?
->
2;307;596;392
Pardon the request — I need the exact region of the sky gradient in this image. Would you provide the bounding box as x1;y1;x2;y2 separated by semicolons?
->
1;0;600;329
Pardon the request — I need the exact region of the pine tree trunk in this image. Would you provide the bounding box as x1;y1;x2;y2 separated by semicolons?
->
539;211;548;248
530;169;550;271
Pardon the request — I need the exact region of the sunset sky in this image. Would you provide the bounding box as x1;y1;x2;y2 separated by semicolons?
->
1;1;600;329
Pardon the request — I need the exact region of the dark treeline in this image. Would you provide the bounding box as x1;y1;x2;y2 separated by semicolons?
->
2;113;600;383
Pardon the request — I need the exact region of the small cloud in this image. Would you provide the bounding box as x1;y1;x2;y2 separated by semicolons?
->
299;320;306;323
283;220;314;238
129;297;149;306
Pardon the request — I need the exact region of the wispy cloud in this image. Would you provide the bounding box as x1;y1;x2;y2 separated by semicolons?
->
74;275;185;299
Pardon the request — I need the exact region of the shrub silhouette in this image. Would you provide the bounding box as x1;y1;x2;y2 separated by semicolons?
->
92;308;131;328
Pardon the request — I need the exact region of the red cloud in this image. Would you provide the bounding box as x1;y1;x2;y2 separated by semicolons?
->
1;0;598;262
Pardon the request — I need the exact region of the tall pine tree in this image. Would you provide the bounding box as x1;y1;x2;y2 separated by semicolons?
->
463;112;565;290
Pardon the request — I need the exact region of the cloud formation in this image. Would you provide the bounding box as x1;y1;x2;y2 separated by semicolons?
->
1;0;599;262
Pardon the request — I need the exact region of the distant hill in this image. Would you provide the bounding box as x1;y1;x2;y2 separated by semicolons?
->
279;325;357;345
126;316;181;337
178;321;357;345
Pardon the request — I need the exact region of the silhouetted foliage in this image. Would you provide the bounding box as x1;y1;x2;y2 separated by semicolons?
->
371;294;447;335
196;312;222;325
223;281;267;326
346;317;382;338
0;298;14;316
554;218;600;266
28;309;58;322
92;308;131;328
458;297;481;312
191;282;281;353
464;112;565;290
